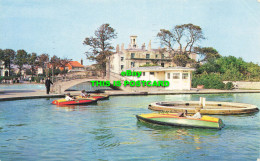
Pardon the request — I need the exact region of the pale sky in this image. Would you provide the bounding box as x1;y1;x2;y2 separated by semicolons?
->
0;0;260;65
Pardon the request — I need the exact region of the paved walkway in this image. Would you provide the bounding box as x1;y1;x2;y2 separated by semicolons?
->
1;88;260;101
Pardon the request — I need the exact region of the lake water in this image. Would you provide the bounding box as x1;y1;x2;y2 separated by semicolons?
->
0;84;45;90
0;93;259;160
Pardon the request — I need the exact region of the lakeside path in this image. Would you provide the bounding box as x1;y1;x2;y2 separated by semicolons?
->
1;89;260;101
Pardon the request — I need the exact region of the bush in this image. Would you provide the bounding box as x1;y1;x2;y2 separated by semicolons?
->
224;82;234;90
192;73;225;89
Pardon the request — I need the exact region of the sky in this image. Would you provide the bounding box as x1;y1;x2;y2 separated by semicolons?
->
0;0;260;65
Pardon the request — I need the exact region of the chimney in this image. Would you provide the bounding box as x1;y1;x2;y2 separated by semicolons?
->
116;44;120;53
121;43;124;51
141;43;146;50
81;59;83;65
148;40;151;51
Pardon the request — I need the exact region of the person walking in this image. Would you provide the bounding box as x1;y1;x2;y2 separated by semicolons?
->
45;77;53;94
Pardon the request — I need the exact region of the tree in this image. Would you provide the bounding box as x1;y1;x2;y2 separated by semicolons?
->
59;57;71;74
194;47;221;62
0;49;4;69
157;23;205;54
38;53;49;76
172;55;188;67
172;25;184;53
50;55;60;76
15;50;28;75
83;23;117;77
183;24;205;53
0;49;16;76
27;52;38;76
157;29;174;52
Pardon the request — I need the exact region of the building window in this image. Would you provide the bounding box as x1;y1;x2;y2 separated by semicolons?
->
143;72;145;76
121;65;124;70
146;54;150;59
172;73;180;79
161;54;164;59
146;62;150;65
161;63;164;67
131;53;135;58
131;62;135;67
167;73;170;79
156;55;158;58
150;72;154;75
182;73;189;79
121;57;124;61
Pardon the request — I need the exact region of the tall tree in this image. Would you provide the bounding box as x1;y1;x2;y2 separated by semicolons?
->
0;49;4;69
38;53;49;75
83;23;117;77
183;24;205;53
59;57;71;73
15;50;28;75
194;47;221;62
0;49;16;76
50;55;60;69
157;23;205;54
27;52;38;76
157;29;174;52
172;25;184;53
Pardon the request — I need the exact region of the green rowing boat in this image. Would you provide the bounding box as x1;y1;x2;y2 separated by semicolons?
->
136;113;224;129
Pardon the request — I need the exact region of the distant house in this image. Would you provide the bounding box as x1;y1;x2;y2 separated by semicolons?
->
63;61;85;72
127;66;195;90
0;60;6;76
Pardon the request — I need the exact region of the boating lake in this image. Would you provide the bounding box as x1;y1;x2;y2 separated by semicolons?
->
0;93;259;160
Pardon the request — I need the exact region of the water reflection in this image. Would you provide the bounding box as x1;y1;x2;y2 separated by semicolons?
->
136;121;220;151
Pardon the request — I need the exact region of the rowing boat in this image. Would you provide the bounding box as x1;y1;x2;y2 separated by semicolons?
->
136;113;224;129
52;97;97;105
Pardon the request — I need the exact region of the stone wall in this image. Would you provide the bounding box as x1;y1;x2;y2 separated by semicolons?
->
223;81;260;89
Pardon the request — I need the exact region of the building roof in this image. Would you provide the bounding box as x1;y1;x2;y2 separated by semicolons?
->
127;66;195;72
68;61;84;68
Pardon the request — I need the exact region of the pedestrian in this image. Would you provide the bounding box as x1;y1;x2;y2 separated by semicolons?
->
45;77;53;94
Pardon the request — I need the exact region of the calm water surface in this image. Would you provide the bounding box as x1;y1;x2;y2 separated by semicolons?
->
0;84;45;90
0;93;259;160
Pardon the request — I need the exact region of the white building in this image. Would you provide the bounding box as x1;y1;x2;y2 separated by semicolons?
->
0;60;8;76
108;35;197;75
126;66;195;90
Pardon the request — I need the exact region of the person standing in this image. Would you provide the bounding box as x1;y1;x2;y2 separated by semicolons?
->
45;77;53;94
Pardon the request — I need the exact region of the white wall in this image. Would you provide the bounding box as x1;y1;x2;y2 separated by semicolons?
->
165;71;191;90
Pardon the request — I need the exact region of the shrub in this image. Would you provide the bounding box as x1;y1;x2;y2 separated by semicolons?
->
224;82;234;90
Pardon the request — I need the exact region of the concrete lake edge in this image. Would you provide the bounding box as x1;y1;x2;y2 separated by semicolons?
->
1;89;260;101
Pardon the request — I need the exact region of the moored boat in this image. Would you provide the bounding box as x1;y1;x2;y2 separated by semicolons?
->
52;97;98;105
136;113;224;129
89;94;109;100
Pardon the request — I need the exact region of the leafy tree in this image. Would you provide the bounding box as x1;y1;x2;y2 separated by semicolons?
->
49;55;60;76
157;29;174;52
83;23;117;77
0;49;16;76
183;24;205;53
14;50;28;75
38;54;49;68
172;55;188;67
38;53;49;76
0;49;4;68
194;47;221;62
27;52;38;76
157;23;205;54
50;55;60;69
192;72;225;89
59;57;71;73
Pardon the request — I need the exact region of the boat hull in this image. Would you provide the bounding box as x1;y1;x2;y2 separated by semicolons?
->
136;113;224;129
52;98;97;105
90;94;109;100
